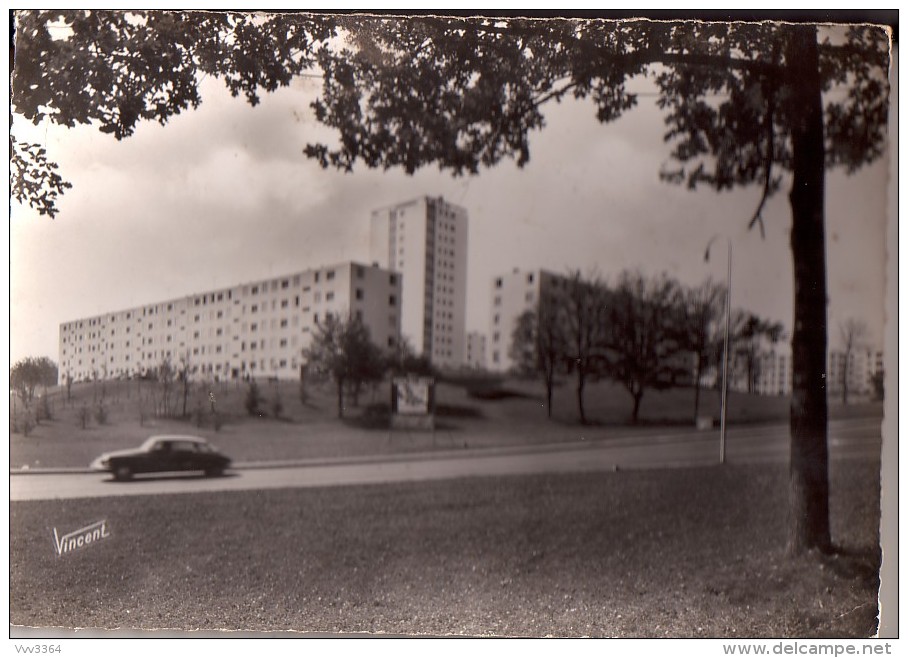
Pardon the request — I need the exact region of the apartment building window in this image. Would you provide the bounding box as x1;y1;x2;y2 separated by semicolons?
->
314;272;320;283
251;323;258;332
252;285;259;295
390;274;397;285
389;295;397;306
280;319;288;328
527;273;535;284
295;296;300;307
217;294;223;302
281;279;289;289
355;288;364;301
281;300;288;308
356;266;365;278
194;314;200;322
313;313;319;324
327;270;335;280
217;311;224;318
326;292;334;301
251;304;258;313
193;331;200;339
280;339;288;348
495;278;503;288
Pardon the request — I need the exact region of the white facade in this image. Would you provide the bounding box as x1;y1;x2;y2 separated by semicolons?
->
736;344;883;398
488;269;568;372
59;262;402;383
370;196;468;368
465;332;488;370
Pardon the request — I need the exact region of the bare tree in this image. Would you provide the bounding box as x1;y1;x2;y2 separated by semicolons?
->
156;357;175;417
510;290;568;419
178;352;195;418
563;272;609;425
839;319;869;405
681;278;726;422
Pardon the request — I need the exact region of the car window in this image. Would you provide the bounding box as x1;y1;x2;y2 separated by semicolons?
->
173;441;201;452
151;441;170;452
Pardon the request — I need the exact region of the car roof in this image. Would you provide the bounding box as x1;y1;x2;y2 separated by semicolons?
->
144;435;209;444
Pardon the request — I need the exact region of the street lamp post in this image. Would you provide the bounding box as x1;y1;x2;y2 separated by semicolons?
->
705;236;732;465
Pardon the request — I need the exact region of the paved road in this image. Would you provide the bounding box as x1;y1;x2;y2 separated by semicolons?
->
10;417;882;502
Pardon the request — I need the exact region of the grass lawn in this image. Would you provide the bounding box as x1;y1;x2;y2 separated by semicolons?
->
10;459;880;637
10;377;883;470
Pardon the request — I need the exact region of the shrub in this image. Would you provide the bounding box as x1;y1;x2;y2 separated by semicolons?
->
95;402;108;425
245;381;263;416
271;394;284;419
78;404;90;429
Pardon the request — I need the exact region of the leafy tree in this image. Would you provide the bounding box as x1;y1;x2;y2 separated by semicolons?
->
733;313;785;394
10;12;890;554
390;336;436;377
604;271;687;423
510;291;568;419
10;356;57;404
245;380;263;416
304;313;388;418
680;278;726;422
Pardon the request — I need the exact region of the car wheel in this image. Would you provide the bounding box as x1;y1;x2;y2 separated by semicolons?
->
113;465;133;481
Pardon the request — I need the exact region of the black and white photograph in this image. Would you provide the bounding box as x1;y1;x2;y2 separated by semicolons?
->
8;9;898;646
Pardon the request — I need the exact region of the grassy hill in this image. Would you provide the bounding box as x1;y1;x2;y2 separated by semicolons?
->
9;373;882;470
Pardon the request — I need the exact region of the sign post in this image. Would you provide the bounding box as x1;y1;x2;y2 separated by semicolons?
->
391;376;435;431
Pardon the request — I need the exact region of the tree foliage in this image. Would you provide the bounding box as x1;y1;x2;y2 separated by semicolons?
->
510;289;568;418
10;357;58;404
604;271;688;423
680;278;726;420
303;313;388;418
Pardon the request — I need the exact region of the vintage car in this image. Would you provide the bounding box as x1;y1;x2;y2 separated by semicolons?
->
90;435;231;481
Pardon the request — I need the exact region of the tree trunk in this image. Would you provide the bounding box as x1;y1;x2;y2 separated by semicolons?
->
786;25;831;555
576;370;587;425
631;389;643;424
693;355;703;421
545;374;554;419
337;379;345;418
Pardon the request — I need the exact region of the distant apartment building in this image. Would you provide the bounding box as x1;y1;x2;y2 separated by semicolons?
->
59;262;402;383
370;196;468;368
827;347;884;398
488;269;569;372
711;344;883;398
465;332;487;370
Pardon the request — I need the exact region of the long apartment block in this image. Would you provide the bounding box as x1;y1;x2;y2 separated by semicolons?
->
59;261;402;383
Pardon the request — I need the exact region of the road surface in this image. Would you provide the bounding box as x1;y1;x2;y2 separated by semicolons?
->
10;417;882;502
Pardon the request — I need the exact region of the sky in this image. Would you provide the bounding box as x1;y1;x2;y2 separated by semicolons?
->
9;23;892;367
